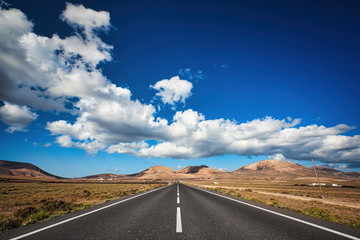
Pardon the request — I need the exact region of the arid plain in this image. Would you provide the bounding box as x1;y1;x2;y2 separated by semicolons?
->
1;159;359;231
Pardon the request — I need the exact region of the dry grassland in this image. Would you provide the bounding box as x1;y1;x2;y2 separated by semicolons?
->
186;179;360;228
0;179;165;231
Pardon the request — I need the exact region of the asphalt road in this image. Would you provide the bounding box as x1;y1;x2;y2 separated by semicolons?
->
1;183;360;240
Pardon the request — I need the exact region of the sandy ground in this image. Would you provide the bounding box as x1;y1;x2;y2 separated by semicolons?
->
197;185;360;209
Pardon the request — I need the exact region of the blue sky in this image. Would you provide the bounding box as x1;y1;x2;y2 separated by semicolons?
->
0;0;359;178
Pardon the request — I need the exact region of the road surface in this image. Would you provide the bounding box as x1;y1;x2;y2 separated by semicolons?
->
1;183;360;240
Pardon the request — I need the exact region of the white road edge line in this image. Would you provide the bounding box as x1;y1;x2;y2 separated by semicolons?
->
9;185;170;240
177;196;180;204
176;207;182;233
189;185;360;240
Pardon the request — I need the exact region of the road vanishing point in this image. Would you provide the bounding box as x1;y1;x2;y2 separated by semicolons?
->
1;183;360;240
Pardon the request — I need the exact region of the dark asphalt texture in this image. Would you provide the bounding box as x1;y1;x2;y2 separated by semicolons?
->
1;183;360;240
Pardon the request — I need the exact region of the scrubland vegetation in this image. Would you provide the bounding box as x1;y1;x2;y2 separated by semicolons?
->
0;179;164;231
187;180;360;228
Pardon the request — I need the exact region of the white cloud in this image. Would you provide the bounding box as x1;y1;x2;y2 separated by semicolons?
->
0;3;113;115
56;135;74;148
151;76;193;106
46;91;170;152
0;7;66;112
61;3;111;39
0;102;38;132
107;142;149;155
269;153;287;161
134;115;360;163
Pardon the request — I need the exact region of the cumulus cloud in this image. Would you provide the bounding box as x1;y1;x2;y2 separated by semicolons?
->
0;3;113;115
1;3;360;167
0;7;65;111
135;114;360;164
56;135;74;148
151;76;193;106
269;153;287;161
107;142;149;155
46;92;170;154
0;102;38;132
61;3;111;39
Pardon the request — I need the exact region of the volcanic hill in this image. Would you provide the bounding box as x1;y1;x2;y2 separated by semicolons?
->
0;160;62;179
233;159;360;180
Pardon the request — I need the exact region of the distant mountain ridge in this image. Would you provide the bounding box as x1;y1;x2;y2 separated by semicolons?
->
1;159;359;180
233;160;360;180
129;165;228;180
234;159;314;176
81;173;124;180
129;166;178;179
0;160;63;179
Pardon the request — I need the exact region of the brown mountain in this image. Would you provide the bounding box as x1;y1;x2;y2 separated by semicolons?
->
234;160;313;175
2;159;357;181
81;173;124;180
131;165;228;180
131;166;182;180
178;165;228;176
233;160;312;180
0;160;63;179
233;160;360;180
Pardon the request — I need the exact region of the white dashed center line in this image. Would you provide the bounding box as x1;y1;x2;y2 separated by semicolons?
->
176;207;182;233
176;184;182;233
